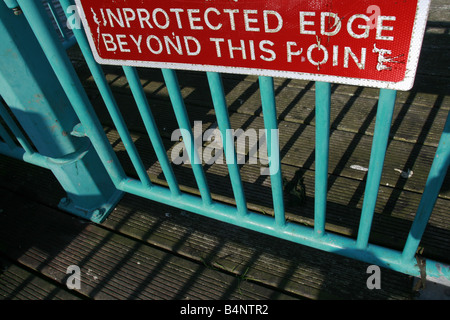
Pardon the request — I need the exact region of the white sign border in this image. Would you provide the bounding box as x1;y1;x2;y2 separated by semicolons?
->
75;0;431;91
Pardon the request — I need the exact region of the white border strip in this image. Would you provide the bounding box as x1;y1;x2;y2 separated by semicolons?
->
75;0;431;91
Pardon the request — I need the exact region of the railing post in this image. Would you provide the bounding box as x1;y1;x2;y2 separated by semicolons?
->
0;2;123;222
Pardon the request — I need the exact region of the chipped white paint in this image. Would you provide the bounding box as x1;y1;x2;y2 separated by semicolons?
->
90;7;101;51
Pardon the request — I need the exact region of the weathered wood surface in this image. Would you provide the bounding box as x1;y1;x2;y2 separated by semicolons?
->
68;36;450;262
1;0;449;300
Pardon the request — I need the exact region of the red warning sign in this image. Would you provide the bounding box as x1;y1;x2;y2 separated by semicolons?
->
75;0;431;90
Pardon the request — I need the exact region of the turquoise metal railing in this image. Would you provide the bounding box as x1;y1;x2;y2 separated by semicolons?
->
259;76;285;228
0;0;123;222
314;81;331;237
0;0;449;286
162;68;213;206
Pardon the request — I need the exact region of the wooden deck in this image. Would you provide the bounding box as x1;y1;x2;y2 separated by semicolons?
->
0;0;449;300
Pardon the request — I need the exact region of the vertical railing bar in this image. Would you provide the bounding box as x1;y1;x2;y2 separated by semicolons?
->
18;0;127;186
161;68;212;206
206;71;248;216
56;0;151;188
258;76;285;228
15;0;449;284
401;110;450;262
0;101;34;154
314;82;331;237
0;142;51;169
123;66;181;196
356;88;397;249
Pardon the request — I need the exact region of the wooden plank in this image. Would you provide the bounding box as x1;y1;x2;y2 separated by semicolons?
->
80;65;448;149
0;262;82;300
2;104;450;261
68;0;450;105
3;112;449;263
70;37;450;112
427;0;450;23
0;177;415;300
0;189;298;300
98;127;450;262
219;81;447;148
